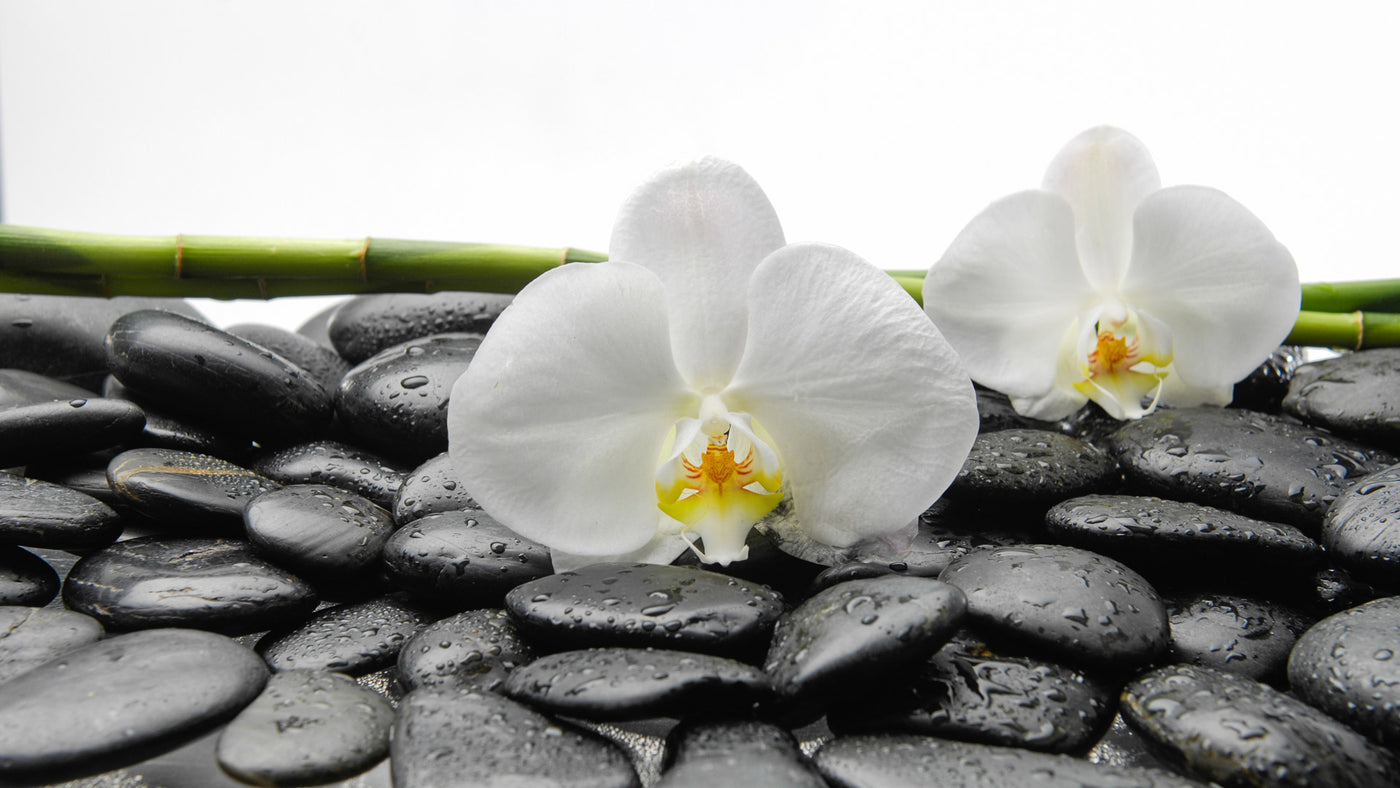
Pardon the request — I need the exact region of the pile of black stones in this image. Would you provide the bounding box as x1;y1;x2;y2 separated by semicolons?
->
2;291;1400;787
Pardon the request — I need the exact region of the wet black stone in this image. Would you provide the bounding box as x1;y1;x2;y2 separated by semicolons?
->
829;631;1116;754
660;719;823;788
0;397;145;467
63;536;318;633
336;333;482;464
1166;593;1310;684
506;563;785;658
244;484;397;580
973;386;1060;434
382;510;553;609
397;608;537;692
813;735;1208;787
101;375;255;460
391;451;480;524
1086;713;1189;775
1287;596;1400;748
106;309;333;444
0;294;203;391
948;429;1118;505
328;291;512;364
217;668;394;786
0;628;268;780
918;496;1041;550
0;473;123;549
1106;407;1397;533
296;300;343;347
1283;348;1400;447
1312;565;1386;615
252;439;409;510
107;448;282;529
0;545;59;606
227;321;353;392
390;685;639;788
0;368;95;409
940;544;1169;669
1321;463;1400;586
1122;663;1400;788
257;594;432;675
1231;345;1306;414
765;576;965;702
0;606;105;684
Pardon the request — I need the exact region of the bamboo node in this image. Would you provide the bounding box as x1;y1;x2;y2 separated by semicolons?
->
257;278;269;300
1355;310;1365;350
174;234;185;279
358;236;372;281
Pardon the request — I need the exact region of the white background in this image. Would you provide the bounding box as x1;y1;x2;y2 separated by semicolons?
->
2;1;1396;331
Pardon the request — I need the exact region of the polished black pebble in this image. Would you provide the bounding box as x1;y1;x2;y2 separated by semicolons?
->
659;719;824;788
1105;406;1396;532
63;536;317;633
813;735;1208;788
1086;713;1190;775
1232;345;1306;413
253;439;409;510
0;473;122;549
391;685;639;788
398;608;536;692
1321;463;1400;585
1287;596;1400;748
1166;593;1310;683
940;544;1168;668
829;632;1116;754
1283;347;1400;447
506;562;785;658
0;397;145;467
336;333;482;463
257;593;432;675
106;309;333;443
391;451;480;524
765;576;965;702
0;605;104;684
948;428;1118;504
803;504;976;595
216;668;394;786
0;628;267;780
382;510;552;608
0;368;95;408
107;447;282;528
102;375;254;459
227;321;353;392
244;484;397;579
1122;663;1400;788
328;291;512;364
973;386;1060;434
0;545;59;606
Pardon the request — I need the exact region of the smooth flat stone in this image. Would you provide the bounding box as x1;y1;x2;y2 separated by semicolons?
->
244;484;397;579
391;451;480;524
217;669;394;786
0;545;58;606
108;448;282;528
0;397;145;467
257;594;433;675
947;429;1118;504
1321;463;1400;585
1166;593;1311;683
102;375;254;459
63;536;318;633
397;608;536;692
0;628;267;779
382;510;552;608
658;719;823;788
506;562;785;658
227;322;353;392
1283;348;1400;446
1122;663;1400;788
106;309;333;443
252;440;409;510
1231;345;1306;413
0;605;104;684
390;686;638;788
764;576;966;701
336;333;482;463
328;292;512;364
940;544;1168;668
0;368;95;408
1287;596;1400;748
1105;407;1397;532
0;473;122;549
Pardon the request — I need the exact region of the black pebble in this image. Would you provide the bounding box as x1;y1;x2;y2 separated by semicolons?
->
1287;596;1400;748
257;593;432;675
1231;345;1306;413
244;483;397;580
659;718;824;788
948;429;1118;505
1321;463;1400;586
327;291;511;364
0;545;59;606
107;448;281;529
0;473;123;549
382;510;552;609
1283;347;1400;448
397;608;536;693
1165;592;1311;684
0;397;145;467
0;606;105;684
226;321;352;392
392;451;480;524
252;439;409;510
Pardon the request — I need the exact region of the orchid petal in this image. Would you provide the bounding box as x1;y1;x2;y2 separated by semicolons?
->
1121;185;1300;390
1042;126;1162;291
448;261;697;556
924;190;1096;401
728;243;979;549
608;157;786;391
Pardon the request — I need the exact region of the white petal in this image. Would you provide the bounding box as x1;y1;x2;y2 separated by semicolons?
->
1121;185;1300;390
1043;126;1162;291
608;157;786;391
727;243;979;549
448;261;697;556
549;529;691;573
924;190;1097;401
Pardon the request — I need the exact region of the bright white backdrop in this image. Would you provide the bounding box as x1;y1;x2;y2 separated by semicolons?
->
2;1;1396;330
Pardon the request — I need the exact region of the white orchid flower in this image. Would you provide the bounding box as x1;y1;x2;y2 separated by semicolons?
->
923;126;1300;420
448;158;978;571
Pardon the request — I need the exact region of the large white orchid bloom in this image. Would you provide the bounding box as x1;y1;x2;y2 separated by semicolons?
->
449;158;978;571
923;126;1301;420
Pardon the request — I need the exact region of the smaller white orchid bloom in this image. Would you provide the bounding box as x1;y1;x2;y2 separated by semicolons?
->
923;126;1301;420
449;158;978;571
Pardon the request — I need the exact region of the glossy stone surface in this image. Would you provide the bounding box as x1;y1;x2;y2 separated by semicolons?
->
63;536;318;633
0;396;145;467
1287;596;1400;748
1166;593;1310;683
252;440;409;510
0;473;122;549
948;429;1118;504
397;608;536;692
227;321;353;392
0;606;104;684
1284;348;1400;446
1321;462;1400;585
107;448;282;528
391;451;480;524
0;545;59;606
257;594;432;675
1232;345;1306;413
659;718;824;788
382;510;552;608
327;291;511;364
244;484;397;579
0;368;95;408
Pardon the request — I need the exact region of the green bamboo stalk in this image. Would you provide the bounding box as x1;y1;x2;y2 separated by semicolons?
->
1300;280;1400;313
1286;310;1400;349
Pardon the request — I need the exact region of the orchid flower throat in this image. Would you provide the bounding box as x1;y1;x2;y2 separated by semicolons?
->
1072;301;1173;419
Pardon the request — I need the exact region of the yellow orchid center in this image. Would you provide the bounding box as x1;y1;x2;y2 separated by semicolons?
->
1072;306;1171;420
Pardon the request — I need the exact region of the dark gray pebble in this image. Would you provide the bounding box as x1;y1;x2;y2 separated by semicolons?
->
0;605;104;684
391;451;479;524
102;374;254;459
390;685;639;788
1287;596;1400;748
0;368;94;408
948;429;1117;504
257;593;432;675
0;397;145;467
973;386;1060;434
244;484;397;579
1166;593;1310;683
1231;345;1306;413
1283;348;1400;447
0;545;58;606
940;544;1168;668
253;439;409;510
328;291;511;364
658;718;823;788
0;473;122;549
227;321;353;392
63;536;318;633
107;447;282;529
397;608;536;692
216;668;394;786
1321;462;1400;585
382;510;552;608
1086;713;1190;775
